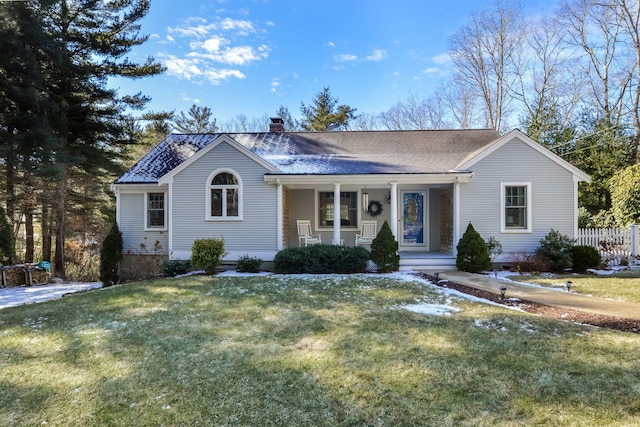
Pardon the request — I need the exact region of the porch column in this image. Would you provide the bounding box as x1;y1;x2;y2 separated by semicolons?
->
276;179;283;251
333;183;341;245
389;182;398;239
453;178;460;257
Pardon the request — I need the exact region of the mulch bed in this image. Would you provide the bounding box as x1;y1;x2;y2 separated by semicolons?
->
414;272;640;334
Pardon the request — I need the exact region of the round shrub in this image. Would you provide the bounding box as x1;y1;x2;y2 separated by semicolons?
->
536;229;574;272
236;255;263;273
190;238;227;274
456;223;491;273
162;259;192;277
370;220;400;273
570;245;602;272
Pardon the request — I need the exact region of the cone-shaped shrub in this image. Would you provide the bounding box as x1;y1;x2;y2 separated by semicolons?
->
370;220;400;273
456;223;491;273
100;223;123;286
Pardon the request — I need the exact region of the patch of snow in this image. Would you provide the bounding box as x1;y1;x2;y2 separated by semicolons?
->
0;282;102;309
402;303;461;316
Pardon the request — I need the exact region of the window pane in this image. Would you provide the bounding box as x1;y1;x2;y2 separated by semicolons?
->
226;188;238;216
148;210;164;227
212;172;237;185
211;188;222;216
505;186;527;228
318;191;357;227
148;193;164;209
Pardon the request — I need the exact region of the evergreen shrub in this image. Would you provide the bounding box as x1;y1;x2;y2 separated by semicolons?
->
236;255;263;273
456;223;492;273
570;245;602;272
274;245;369;274
162;260;192;277
100;223;123;286
536;229;574;272
370;220;400;273
190;238;227;274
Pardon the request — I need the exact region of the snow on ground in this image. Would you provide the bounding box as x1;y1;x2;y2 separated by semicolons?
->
0;282;102;309
0;270;518;317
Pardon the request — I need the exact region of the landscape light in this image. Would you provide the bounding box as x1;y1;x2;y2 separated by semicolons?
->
566;281;572;292
500;287;507;300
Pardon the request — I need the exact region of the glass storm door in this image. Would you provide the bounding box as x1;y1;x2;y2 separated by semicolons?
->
401;191;426;247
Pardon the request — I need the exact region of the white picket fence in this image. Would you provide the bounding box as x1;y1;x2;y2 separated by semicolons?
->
576;226;640;260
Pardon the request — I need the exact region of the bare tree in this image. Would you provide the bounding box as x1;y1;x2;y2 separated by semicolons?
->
379;92;449;130
608;0;640;160
448;0;526;131
560;0;634;126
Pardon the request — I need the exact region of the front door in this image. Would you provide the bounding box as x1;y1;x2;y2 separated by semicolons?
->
401;191;427;249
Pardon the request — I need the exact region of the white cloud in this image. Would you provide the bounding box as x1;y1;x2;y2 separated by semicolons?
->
220;17;255;35
431;53;451;65
334;53;358;62
366;49;387;62
160;15;270;84
327;41;336;48
423;67;441;75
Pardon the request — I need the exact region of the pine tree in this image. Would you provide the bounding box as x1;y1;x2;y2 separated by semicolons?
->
370;220;400;273
100;223;123;286
172;104;218;133
300;87;357;131
456;223;492;273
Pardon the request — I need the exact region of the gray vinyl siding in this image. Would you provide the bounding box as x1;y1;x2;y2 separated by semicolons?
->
170;141;278;259
119;192;169;254
459;137;576;256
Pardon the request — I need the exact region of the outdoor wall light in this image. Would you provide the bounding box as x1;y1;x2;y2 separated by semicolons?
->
362;193;369;211
566;281;572;292
500;287;507;300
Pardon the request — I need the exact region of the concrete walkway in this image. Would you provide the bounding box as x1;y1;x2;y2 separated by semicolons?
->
423;270;640;321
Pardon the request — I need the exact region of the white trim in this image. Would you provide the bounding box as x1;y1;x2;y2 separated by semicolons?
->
115;190;121;227
265;172;474;188
390;182;398;238
144;191;168;231
276;179;283;251
333;183;341;245
167;180;174;258
205;168;243;221
573;175;579;238
453;179;459;257
458;129;591;183
158;134;277;185
500;182;532;234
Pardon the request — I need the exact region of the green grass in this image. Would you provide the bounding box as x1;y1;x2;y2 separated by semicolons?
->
506;269;640;303
2;273;640;426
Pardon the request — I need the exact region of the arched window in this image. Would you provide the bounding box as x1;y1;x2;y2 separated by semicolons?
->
207;170;242;220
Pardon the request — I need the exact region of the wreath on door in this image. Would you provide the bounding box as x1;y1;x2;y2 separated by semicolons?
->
367;200;383;217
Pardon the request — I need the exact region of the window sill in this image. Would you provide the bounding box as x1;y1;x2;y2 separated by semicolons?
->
206;217;243;222
144;227;167;232
501;228;531;234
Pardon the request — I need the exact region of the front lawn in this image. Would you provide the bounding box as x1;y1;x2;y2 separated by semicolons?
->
506;269;640;303
1;273;639;426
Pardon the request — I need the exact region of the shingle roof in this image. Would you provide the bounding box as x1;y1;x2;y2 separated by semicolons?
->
115;129;501;184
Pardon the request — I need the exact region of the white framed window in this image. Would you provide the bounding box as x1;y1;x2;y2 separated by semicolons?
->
501;183;531;233
206;169;243;220
318;191;358;228
145;192;166;230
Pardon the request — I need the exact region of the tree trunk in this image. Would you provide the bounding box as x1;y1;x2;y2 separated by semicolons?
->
24;210;34;263
54;169;67;278
41;202;52;263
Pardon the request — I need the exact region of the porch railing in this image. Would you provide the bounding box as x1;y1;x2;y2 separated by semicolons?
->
576;225;640;259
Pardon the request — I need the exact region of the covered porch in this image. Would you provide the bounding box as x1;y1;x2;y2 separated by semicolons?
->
265;173;471;267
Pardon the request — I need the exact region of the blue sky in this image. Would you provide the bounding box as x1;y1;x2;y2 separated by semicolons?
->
114;0;560;125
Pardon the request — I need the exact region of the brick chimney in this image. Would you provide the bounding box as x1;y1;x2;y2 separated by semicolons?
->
269;117;285;133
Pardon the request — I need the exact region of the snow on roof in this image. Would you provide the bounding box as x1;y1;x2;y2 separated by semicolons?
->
114;129;501;184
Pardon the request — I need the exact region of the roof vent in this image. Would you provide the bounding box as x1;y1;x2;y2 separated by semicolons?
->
269;117;285;133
